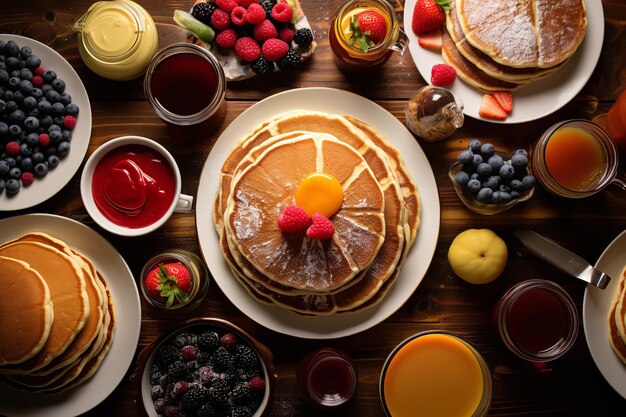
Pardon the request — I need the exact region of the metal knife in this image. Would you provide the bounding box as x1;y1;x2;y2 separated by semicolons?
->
515;230;611;289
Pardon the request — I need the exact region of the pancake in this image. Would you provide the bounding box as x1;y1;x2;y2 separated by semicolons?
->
225;133;386;292
0;257;53;366
613;266;626;352
457;0;587;69
608;269;626;364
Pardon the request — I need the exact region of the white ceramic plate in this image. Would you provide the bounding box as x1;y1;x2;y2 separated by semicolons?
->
196;87;440;339
583;230;626;399
403;0;604;123
0;34;92;210
0;214;141;417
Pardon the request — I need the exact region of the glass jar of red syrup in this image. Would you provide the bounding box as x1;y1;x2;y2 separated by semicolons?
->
328;0;408;71
496;279;579;362
296;348;358;409
144;43;226;126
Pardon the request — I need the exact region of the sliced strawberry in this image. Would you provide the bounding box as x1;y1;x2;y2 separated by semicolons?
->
418;29;442;51
492;91;513;113
479;94;507;121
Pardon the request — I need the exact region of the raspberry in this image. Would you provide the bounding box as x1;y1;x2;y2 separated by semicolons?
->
249;376;265;392
20;172;34;186
33;66;44;76
306;214;335;240
271;1;293;23
294;28;313;47
215;28;238;48
5;141;19;156
231;6;247;25
239;0;259;7
251;55;273;75
277;204;310;231
253;19;278;42
246;3;266;24
261;38;289;62
31;75;43;88
279;27;294;43
277;48;301;69
173;380;189;396
220;332;238;347
180;345;198;361
211;9;231;30
234;37;261;62
430;63;457;87
38;133;50;146
216;0;238;13
63;115;77;129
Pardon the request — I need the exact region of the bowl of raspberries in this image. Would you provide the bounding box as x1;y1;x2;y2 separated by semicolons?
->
136;318;275;417
173;0;316;80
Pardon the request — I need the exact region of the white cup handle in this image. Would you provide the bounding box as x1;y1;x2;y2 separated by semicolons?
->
175;194;194;213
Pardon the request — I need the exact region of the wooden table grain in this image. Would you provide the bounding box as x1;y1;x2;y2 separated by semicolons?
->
1;1;626;416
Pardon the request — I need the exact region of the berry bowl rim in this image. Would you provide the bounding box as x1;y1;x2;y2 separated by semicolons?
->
131;317;276;417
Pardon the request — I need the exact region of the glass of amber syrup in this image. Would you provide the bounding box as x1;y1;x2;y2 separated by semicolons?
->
531;119;626;198
329;0;408;71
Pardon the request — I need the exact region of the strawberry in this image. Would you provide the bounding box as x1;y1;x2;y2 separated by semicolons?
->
348;10;387;53
479;94;507;120
492;91;513;113
418;28;442;51
431;63;456;86
144;263;191;308
278;204;310;232
412;0;449;36
306;214;335;240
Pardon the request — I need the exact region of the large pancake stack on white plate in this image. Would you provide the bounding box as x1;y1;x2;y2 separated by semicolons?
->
608;266;626;363
443;0;587;91
213;110;420;316
0;233;115;393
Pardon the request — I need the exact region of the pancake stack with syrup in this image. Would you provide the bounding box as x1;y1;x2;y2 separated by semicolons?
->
442;0;587;91
214;110;420;316
0;233;115;393
608;266;626;364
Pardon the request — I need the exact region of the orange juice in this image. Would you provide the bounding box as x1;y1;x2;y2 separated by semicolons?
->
382;333;489;417
544;127;607;191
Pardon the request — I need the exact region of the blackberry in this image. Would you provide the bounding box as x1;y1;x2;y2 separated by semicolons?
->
235;345;259;371
277;49;302;70
294;28;313;47
198;331;220;352
185;360;199;375
154;398;167;414
150;370;164;385
251;56;273;75
207;379;230;403
235;368;250;382
174;332;192;348
220;370;237;387
182;386;209;411
191;2;217;25
260;0;277;19
168;361;187;380
197;351;212;365
198;402;218;417
151;384;165;400
213;347;234;371
230;383;252;404
234;24;254;39
231;406;253;417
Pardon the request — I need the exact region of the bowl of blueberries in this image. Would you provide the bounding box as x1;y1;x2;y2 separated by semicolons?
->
449;139;536;215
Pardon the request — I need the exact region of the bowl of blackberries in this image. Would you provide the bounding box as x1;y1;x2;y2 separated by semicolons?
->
449;139;536;215
135;318;275;417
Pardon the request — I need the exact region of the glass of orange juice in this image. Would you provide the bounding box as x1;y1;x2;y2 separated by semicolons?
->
531;119;626;198
380;331;492;417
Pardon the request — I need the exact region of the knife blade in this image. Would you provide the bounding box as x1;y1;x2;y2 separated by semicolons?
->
515;230;611;289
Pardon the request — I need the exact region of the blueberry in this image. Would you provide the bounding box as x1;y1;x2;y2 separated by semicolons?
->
461;163;475;174
511;191;521;199
19;79;32;94
20;157;33;171
19;143;32;156
491;191;504;204
472;154;483;167
458;150;473;165
499;164;515;180
32;152;44;164
487;154;504;172
45;90;60;103
470;173;479;179
48;124;61;132
3;89;13;101
480;143;495;158
476;163;492;178
9;69;20;78
0;70;8;85
22;96;36;110
59;93;71;105
455;170;470;186
4;157;16;168
522;175;536;190
9;109;25;123
51;78;65;93
34;162;49;176
42;70;56;84
0;122;7;136
0;178;4;193
37;100;51;114
0;160;9;176
511;154;528;170
49;130;62;143
25;55;41;70
24;116;39;131
9;167;21;179
26;132;38;146
5;178;19;194
57;141;70;156
477;187;493;203
468;139;482;153
510;179;524;191
46;155;59;167
19;68;33;81
0;40;5;53
8;76;20;89
5;41;20;57
5;101;16;114
40;115;52;128
19;46;32;59
65;103;79;116
515;149;529;158
5;57;20;70
8;124;21;136
499;184;511;193
0;100;5;114
41;84;53;94
51;102;65;116
31;87;42;99
467;178;481;194
61;130;72;142
482;176;500;191
13;90;24;104
46;146;57;156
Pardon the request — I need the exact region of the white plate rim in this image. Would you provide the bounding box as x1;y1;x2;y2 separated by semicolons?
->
583;229;626;399
0;213;141;417
0;34;92;210
195;87;441;339
403;0;604;124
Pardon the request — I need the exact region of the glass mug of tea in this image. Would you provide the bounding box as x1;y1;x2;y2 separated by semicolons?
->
329;0;408;71
531;119;626;198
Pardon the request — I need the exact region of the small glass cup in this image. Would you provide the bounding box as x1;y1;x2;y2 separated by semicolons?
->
144;43;226;126
328;0;408;71
405;86;464;141
139;249;209;312
531;119;626;198
496;279;579;362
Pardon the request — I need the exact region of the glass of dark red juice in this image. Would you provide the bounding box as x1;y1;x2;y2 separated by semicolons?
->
144;43;226;126
496;279;579;362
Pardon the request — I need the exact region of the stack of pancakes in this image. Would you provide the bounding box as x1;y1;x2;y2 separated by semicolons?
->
0;233;115;393
442;0;587;91
608;266;626;364
214;110;420;316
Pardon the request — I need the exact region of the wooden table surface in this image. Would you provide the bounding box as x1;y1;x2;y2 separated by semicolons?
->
1;0;626;416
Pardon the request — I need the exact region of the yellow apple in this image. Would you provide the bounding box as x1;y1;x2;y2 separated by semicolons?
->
447;229;508;284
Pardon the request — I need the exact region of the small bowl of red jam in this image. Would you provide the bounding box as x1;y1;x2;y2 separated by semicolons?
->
80;135;193;236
